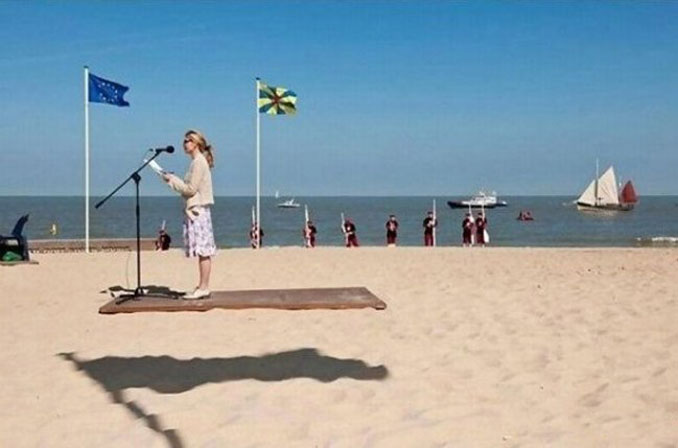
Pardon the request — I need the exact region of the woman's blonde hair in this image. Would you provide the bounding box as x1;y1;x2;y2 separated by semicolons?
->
185;129;215;168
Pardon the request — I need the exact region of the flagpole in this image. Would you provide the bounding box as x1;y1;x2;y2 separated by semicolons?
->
255;78;261;249
84;66;90;254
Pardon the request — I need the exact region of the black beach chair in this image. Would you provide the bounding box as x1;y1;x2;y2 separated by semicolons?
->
0;214;30;261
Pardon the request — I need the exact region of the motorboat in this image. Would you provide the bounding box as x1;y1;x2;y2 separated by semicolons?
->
276;198;301;209
447;191;507;209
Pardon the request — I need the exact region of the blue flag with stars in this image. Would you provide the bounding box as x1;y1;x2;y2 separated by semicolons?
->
88;73;130;107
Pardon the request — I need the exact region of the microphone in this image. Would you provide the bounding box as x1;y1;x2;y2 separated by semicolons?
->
153;146;175;153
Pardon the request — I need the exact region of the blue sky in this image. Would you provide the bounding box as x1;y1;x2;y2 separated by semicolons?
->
1;1;676;196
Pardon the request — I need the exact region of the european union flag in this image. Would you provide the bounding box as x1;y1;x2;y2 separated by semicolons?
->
88;73;130;107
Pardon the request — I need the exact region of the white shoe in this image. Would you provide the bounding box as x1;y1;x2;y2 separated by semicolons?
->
183;288;211;300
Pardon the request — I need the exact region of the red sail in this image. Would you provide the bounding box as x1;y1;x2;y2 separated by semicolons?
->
620;181;637;204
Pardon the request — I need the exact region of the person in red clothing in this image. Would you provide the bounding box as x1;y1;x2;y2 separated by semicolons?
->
385;214;399;247
475;212;488;246
155;228;172;251
423;211;437;247
249;223;264;248
303;220;317;248
462;212;474;247
342;219;359;247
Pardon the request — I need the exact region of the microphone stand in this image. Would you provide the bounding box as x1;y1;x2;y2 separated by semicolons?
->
96;149;175;304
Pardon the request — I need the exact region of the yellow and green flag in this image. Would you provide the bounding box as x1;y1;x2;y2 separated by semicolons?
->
258;80;297;115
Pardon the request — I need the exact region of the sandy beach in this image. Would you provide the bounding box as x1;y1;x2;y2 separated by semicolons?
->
1;247;676;447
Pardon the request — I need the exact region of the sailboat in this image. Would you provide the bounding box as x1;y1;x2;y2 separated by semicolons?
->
576;162;637;212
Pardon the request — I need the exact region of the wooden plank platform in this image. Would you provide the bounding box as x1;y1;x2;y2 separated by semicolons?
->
99;287;387;314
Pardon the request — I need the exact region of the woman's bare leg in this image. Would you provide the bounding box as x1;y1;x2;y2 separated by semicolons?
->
198;256;211;290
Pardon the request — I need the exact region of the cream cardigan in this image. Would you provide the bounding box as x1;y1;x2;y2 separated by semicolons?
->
167;152;214;216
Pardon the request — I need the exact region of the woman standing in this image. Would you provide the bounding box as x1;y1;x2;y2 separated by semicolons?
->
163;130;216;299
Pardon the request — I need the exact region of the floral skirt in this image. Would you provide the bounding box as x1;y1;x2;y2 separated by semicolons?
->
183;206;217;257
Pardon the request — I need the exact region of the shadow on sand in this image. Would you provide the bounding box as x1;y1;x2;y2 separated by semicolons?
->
59;348;388;447
102;284;185;299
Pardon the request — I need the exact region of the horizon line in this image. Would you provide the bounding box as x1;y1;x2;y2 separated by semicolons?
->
2;193;678;198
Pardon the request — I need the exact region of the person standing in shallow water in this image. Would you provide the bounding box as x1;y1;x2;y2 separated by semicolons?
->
342;219;359;247
385;214;399;247
249;223;264;248
475;211;488;246
303;220;317;248
462;212;474;247
423;211;437;247
162;129;216;300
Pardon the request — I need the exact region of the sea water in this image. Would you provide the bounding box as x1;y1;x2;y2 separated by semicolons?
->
1;196;678;248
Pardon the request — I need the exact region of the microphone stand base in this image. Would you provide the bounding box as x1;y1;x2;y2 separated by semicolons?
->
113;288;183;305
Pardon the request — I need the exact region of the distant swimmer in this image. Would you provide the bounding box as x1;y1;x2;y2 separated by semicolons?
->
423;211;437;247
49;223;58;236
517;210;534;221
385;214;399;247
342;218;359;248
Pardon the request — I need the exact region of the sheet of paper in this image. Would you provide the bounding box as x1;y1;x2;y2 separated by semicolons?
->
144;159;165;175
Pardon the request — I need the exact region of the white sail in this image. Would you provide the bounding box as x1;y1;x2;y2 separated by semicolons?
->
577;179;597;206
597;166;620;205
